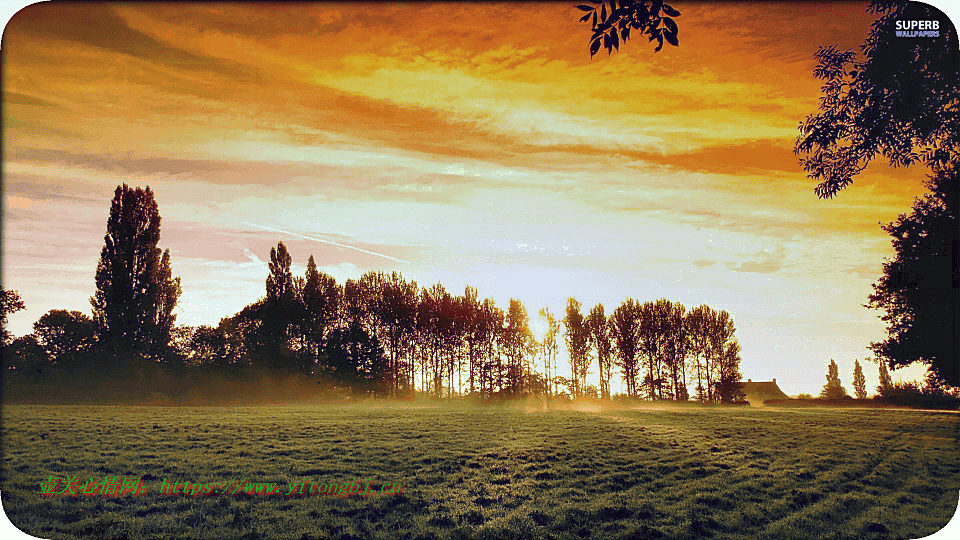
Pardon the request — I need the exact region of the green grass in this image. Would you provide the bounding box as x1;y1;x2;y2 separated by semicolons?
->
1;402;957;539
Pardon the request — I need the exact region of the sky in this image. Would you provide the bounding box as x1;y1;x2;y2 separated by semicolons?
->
1;2;939;396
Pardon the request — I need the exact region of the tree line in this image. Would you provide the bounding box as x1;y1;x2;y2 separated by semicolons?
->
1;184;746;403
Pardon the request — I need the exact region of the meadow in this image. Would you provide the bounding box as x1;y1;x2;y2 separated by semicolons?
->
1;402;957;540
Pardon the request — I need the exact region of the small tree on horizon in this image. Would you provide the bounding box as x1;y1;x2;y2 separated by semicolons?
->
877;361;893;396
1;287;26;347
853;359;868;399
820;359;848;399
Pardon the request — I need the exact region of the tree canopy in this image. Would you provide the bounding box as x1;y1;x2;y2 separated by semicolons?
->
867;164;959;386
795;0;959;198
1;287;26;347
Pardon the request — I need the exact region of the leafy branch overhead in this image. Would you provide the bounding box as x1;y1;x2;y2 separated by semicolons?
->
576;0;680;56
794;1;958;199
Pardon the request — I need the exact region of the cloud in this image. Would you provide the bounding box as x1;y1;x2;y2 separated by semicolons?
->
238;221;410;264
725;247;788;274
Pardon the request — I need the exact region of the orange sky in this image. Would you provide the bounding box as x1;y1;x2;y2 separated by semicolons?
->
2;2;939;395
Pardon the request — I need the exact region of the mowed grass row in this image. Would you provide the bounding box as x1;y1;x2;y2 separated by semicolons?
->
1;403;958;540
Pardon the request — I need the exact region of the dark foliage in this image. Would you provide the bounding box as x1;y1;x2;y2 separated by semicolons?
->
0;287;26;346
90;185;181;364
324;323;388;396
867;164;959;386
795;0;959;199
820;359;849;399
32;310;97;369
576;0;680;56
796;1;959;388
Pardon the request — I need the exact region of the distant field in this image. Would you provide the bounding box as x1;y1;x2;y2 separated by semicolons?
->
1;403;958;540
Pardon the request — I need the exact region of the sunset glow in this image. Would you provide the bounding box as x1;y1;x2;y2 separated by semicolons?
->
2;2;935;395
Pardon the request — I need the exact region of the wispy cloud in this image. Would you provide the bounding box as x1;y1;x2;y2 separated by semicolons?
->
238;221;410;264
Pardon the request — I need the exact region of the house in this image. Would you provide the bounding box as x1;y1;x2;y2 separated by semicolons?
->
740;379;789;406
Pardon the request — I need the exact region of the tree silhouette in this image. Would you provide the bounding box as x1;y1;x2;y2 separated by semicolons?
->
867;164;958;387
853;359;868;399
324;322;387;395
1;287;26;347
576;0;681;56
877;360;893;395
243;242;303;373
4;335;48;381
504;298;536;395
91;185;180;365
714;340;745;404
685;305;711;401
610;299;641;398
300;255;341;367
32;310;96;369
795;1;958;199
186;325;232;369
563;297;591;398
820;359;848;399
795;1;958;387
539;306;561;397
587;304;613;399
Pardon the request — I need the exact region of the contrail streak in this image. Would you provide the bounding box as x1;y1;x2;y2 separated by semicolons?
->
238;221;409;264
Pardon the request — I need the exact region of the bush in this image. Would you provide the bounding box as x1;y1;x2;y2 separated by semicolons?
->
875;379;960;409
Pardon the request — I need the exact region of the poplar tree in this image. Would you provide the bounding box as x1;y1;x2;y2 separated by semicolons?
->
820;359;848;399
877;361;893;396
91;185;180;364
853;359;868;399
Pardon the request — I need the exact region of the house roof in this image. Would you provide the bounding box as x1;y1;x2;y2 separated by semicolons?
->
740;380;789;404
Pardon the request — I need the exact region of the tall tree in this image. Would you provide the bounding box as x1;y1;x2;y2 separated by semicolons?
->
877;361;893;395
866;164;958;387
246;242;303;372
705;309;739;403
1;287;26;347
563;297;591;399
820;359;848;399
379;272;418;397
636;300;664;400
610;299;641;398
504;299;536;395
685;305;712;402
853;359;868;399
539;306;561;397
266;242;294;303
152;249;182;361
300;255;341;368
587;304;613;399
90;185;180;364
663;301;689;401
713;340;745;404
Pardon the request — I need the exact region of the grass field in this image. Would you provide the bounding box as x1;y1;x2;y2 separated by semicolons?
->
1;402;958;540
